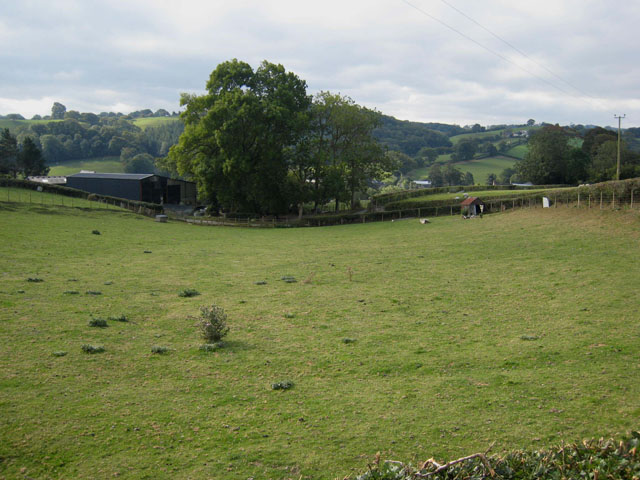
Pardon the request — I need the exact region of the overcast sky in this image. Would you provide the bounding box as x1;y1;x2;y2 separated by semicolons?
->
1;0;639;127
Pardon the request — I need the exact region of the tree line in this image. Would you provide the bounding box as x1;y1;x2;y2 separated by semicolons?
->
0;129;48;178
2;103;183;173
515;125;640;185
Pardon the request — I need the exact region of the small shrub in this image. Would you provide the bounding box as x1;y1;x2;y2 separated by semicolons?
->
108;314;128;322
254;280;267;285
520;334;540;341
284;313;296;319
17;290;25;294
27;277;44;282
342;338;357;344
52;351;67;357
92;230;101;235
104;281;113;285
271;380;294;390
64;290;79;295
281;275;297;283
195;305;229;343
151;346;169;354
178;288;200;298
85;290;102;295
144;250;152;254
88;318;108;328
199;342;224;352
81;344;105;354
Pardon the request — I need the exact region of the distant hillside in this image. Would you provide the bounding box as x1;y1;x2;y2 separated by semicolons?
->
373;115;464;155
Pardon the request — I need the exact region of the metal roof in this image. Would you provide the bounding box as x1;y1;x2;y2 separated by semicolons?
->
66;173;155;180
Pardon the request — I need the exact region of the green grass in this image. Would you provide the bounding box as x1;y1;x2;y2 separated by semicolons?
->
1;200;639;479
452;156;517;183
48;157;124;176
449;129;508;144
0;187;127;210
393;187;565;203
133;117;180;130
0;118;63;130
409;156;516;184
506;144;528;159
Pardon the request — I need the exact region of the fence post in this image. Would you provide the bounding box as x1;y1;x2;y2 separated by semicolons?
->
577;193;580;208
554;195;557;208
600;192;603;209
418;207;421;217
588;194;591;209
632;190;634;209
612;190;615;209
450;205;453;216
435;207;438;216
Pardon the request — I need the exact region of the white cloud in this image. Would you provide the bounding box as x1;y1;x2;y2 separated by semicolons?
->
0;0;639;126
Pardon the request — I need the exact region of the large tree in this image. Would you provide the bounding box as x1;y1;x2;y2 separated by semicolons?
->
167;59;310;214
18;137;49;177
517;125;570;184
0;128;19;177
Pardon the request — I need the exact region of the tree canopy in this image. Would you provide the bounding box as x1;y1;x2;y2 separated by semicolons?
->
166;60;392;215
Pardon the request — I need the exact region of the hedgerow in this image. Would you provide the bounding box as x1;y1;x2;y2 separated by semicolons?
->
352;431;640;479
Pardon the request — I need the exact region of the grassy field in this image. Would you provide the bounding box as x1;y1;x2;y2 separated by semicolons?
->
390;187;566;204
506;144;528;159
452;156;516;182
133;117;180;130
1;200;639;479
48;157;124;176
410;156;515;184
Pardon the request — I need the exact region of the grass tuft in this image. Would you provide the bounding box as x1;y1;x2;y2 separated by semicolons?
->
108;314;128;322
88;318;108;328
81;344;105;354
151;346;169;354
52;351;67;357
27;277;44;282
92;230;101;235
271;380;294;391
199;342;224;352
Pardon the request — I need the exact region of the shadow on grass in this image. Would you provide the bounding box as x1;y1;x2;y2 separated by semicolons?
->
200;340;254;353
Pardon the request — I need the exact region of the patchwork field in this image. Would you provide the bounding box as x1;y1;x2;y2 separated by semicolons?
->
1;200;639;479
48;157;124;176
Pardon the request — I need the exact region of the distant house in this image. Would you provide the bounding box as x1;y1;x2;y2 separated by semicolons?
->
66;173;197;205
27;176;67;185
412;180;432;188
460;196;485;217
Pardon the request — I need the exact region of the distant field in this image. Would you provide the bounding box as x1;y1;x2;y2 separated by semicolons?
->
506;144;528;159
133;117;180;129
449;129;507;144
0;118;63;129
48;157;124;176
0;187;127;210
452;155;516;183
410;155;516;184
1;201;639;479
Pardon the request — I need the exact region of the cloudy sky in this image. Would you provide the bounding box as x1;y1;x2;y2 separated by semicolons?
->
1;0;639;127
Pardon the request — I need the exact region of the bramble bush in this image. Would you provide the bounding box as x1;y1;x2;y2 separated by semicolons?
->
195;305;229;343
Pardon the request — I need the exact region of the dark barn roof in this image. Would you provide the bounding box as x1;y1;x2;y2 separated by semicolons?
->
67;173;155;181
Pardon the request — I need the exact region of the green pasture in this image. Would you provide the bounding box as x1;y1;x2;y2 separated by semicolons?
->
0;187;127;210
0;118;63;130
452;156;516;183
48;157;124;176
1;200;639;479
449;129;507;144
133;117;180;130
391;187;565;204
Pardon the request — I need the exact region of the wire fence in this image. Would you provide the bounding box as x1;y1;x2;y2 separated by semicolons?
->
2;181;638;228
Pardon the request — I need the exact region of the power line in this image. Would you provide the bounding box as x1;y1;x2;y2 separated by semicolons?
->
438;0;599;102
399;0;592;102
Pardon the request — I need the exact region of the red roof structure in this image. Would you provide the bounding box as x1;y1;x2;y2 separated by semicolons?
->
460;196;483;206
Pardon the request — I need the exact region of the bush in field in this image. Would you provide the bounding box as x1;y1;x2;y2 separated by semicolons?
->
88;318;108;328
178;288;200;298
81;344;105;354
195;305;229;343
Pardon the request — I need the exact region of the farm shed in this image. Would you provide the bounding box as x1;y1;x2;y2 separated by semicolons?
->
460;196;485;217
66;173;197;205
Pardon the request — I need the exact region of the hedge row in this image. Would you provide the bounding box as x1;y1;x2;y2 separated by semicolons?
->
0;177;163;215
353;431;640;479
371;184;567;207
